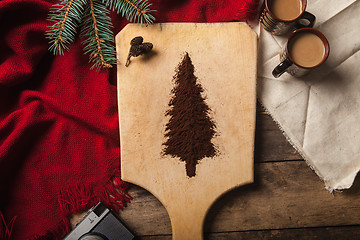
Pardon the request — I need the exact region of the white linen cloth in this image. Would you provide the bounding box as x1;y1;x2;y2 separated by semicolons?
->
256;0;360;191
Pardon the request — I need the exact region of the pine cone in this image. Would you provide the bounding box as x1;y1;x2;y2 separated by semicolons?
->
139;42;153;53
126;38;153;67
130;36;143;46
130;45;144;57
130;43;153;57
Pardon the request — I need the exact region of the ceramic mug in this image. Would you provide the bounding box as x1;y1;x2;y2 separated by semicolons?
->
272;28;330;78
260;0;316;35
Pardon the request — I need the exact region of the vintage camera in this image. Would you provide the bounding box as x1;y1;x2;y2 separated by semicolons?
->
64;202;135;240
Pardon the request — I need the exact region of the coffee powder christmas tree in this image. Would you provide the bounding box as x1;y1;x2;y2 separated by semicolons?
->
163;52;216;177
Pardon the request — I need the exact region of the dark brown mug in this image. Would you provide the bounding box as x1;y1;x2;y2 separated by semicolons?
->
260;0;316;35
272;28;330;78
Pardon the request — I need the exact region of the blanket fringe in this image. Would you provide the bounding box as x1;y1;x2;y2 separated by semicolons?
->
29;220;69;240
0;211;16;240
30;170;132;240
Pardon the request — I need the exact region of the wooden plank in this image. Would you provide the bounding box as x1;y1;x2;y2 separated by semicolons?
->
136;225;360;239
118;161;360;236
255;113;302;162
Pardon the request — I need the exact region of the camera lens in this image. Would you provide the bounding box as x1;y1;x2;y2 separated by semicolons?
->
79;233;108;240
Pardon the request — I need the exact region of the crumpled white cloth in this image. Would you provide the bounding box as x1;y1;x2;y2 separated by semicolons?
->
256;0;360;191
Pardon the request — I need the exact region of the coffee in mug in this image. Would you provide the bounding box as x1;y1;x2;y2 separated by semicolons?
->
268;0;302;21
260;0;316;35
272;28;330;78
288;31;325;68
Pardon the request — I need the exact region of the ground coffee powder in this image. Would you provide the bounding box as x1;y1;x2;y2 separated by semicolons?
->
163;52;217;177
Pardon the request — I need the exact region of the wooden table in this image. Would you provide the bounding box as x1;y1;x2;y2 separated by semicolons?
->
117;103;360;239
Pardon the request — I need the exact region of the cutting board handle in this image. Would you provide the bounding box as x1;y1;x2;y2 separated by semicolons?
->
168;205;207;240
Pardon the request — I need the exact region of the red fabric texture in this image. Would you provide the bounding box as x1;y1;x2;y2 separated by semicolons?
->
0;0;259;239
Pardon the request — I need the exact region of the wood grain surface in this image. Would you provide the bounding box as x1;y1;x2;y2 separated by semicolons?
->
116;23;257;240
69;105;360;239
116;105;360;239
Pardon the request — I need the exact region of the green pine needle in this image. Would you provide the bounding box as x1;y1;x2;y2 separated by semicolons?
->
46;0;156;71
102;0;156;25
46;0;87;55
81;0;118;70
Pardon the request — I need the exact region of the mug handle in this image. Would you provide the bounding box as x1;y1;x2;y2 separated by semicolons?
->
272;58;292;78
295;11;316;29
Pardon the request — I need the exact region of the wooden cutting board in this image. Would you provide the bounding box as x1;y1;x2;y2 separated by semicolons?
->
116;23;257;240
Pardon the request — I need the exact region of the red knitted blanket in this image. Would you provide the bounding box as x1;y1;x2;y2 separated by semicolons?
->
0;0;259;238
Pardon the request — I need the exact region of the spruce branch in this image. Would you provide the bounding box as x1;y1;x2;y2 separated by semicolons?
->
81;0;117;70
46;0;87;55
102;0;155;25
46;0;156;71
